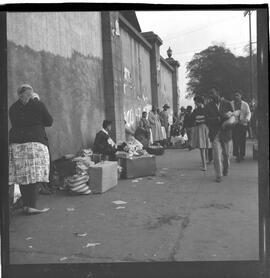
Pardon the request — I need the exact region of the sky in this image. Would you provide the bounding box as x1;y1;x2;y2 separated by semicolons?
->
136;10;257;107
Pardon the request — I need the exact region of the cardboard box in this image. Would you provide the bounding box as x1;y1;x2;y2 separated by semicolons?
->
89;161;118;193
119;155;156;179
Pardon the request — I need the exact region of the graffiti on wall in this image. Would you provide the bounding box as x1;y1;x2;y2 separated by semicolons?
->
124;102;152;128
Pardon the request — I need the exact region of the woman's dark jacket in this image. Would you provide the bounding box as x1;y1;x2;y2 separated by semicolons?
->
9;99;53;146
93;130;116;156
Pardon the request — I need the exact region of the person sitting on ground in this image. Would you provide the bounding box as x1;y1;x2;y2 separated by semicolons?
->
93;120;117;161
135;111;151;148
124;120;135;141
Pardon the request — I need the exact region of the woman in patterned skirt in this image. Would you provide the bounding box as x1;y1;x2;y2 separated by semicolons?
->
9;84;53;214
191;95;210;171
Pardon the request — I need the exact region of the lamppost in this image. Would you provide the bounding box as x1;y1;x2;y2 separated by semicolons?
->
244;10;253;101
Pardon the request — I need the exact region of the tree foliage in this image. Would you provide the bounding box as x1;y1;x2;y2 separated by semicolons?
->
186;45;257;102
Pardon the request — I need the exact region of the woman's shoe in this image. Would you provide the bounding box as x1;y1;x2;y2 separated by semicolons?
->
215;177;222;183
26;207;50;215
201;167;207;171
22;206;29;214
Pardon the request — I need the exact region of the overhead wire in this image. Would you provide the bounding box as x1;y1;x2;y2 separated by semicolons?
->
162;14;242;41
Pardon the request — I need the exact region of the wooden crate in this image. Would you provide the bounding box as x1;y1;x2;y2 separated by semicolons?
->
88;161;118;193
119;155;157;179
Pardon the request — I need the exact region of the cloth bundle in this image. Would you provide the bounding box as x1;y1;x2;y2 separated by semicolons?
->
171;133;188;147
63;152;95;195
222;111;240;128
65;173;91;195
124;136;145;156
77;148;93;157
123;136;147;157
72;156;95;175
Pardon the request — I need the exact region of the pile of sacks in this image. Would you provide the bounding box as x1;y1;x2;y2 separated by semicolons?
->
64;149;95;195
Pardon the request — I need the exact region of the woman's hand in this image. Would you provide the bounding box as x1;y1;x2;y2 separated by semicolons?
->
31;92;40;100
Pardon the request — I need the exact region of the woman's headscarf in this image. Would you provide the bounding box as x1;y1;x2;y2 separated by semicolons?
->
17;84;34;104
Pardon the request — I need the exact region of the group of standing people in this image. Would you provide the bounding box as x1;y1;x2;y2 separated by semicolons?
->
134;104;171;148
179;87;252;182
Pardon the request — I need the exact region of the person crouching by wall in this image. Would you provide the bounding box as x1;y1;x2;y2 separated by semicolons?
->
93;120;117;161
9;84;53;215
135;111;151;148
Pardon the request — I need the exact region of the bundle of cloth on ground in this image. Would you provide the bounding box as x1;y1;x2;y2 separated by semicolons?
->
64;149;95;195
118;136;150;158
170;133;188;147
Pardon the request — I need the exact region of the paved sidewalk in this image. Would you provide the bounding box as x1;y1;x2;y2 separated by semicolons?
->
10;141;259;264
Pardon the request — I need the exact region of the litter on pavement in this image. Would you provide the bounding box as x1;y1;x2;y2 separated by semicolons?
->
83;243;101;248
28;246;33;249
66;208;75;211
25;237;32;241
73;232;88;237
112;200;127;205
156;181;164;184
116;206;125;209
132;179;139;183
60;257;68;261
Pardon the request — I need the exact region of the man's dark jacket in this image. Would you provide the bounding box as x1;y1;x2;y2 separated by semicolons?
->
9;99;53;146
205;99;234;142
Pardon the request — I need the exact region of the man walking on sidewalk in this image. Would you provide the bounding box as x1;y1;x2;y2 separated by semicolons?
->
231;91;251;162
205;87;234;182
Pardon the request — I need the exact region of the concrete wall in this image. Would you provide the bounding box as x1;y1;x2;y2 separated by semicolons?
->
159;59;173;122
7;12;104;160
120;27;152;131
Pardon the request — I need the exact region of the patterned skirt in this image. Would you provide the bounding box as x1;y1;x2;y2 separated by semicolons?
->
9;142;50;185
191;124;211;149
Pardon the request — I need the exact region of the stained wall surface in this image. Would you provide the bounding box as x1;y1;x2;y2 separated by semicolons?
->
7;12;104;159
159;60;173;122
120;27;152;131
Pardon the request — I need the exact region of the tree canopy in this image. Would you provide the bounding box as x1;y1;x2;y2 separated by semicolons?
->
186;45;257;102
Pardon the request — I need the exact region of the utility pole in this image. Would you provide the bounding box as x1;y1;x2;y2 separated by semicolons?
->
244;10;253;101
